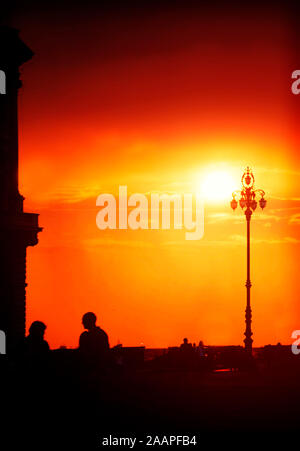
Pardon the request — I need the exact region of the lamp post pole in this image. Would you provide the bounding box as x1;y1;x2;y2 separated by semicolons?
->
245;205;252;353
231;168;266;354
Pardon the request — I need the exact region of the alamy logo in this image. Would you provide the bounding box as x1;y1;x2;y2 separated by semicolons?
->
96;186;204;241
291;330;300;355
0;70;6;94
291;70;300;95
0;330;6;354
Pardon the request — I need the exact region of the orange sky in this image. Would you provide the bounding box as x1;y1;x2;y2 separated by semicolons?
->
11;2;300;348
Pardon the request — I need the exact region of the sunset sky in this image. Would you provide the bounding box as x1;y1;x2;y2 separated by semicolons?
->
8;1;300;348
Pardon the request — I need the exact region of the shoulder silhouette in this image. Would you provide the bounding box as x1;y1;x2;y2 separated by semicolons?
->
79;312;110;366
24;321;50;358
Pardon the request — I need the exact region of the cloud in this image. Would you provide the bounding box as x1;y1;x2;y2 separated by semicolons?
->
289;213;300;225
163;234;300;247
83;237;154;248
206;210;281;225
229;234;300;245
206;212;234;223
257;167;300;178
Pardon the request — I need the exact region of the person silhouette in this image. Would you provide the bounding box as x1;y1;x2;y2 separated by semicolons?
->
24;321;50;358
180;337;192;351
79;312;110;369
18;321;50;380
197;340;205;357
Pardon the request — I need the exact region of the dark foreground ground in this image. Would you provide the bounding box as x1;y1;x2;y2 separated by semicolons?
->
2;355;300;450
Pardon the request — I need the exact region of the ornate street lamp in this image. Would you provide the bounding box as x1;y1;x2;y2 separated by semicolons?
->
231;167;266;354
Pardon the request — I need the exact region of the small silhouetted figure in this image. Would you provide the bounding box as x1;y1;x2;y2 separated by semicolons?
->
24;321;50;359
197;340;205;357
180;337;192;351
17;321;50;381
79;312;110;370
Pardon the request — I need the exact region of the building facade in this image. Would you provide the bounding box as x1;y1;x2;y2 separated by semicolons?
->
0;27;42;352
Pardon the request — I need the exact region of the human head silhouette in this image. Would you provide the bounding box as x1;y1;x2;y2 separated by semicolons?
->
29;321;46;340
82;312;97;330
183;338;188;344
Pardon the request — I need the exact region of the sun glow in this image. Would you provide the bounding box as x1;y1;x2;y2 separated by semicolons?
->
199;170;237;202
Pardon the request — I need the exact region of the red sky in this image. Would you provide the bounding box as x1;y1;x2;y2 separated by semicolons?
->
10;2;300;348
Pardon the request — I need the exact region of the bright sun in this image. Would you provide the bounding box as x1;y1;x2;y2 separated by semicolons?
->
199;170;237;202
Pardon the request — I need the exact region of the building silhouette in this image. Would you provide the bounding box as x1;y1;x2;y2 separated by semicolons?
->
0;27;42;352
